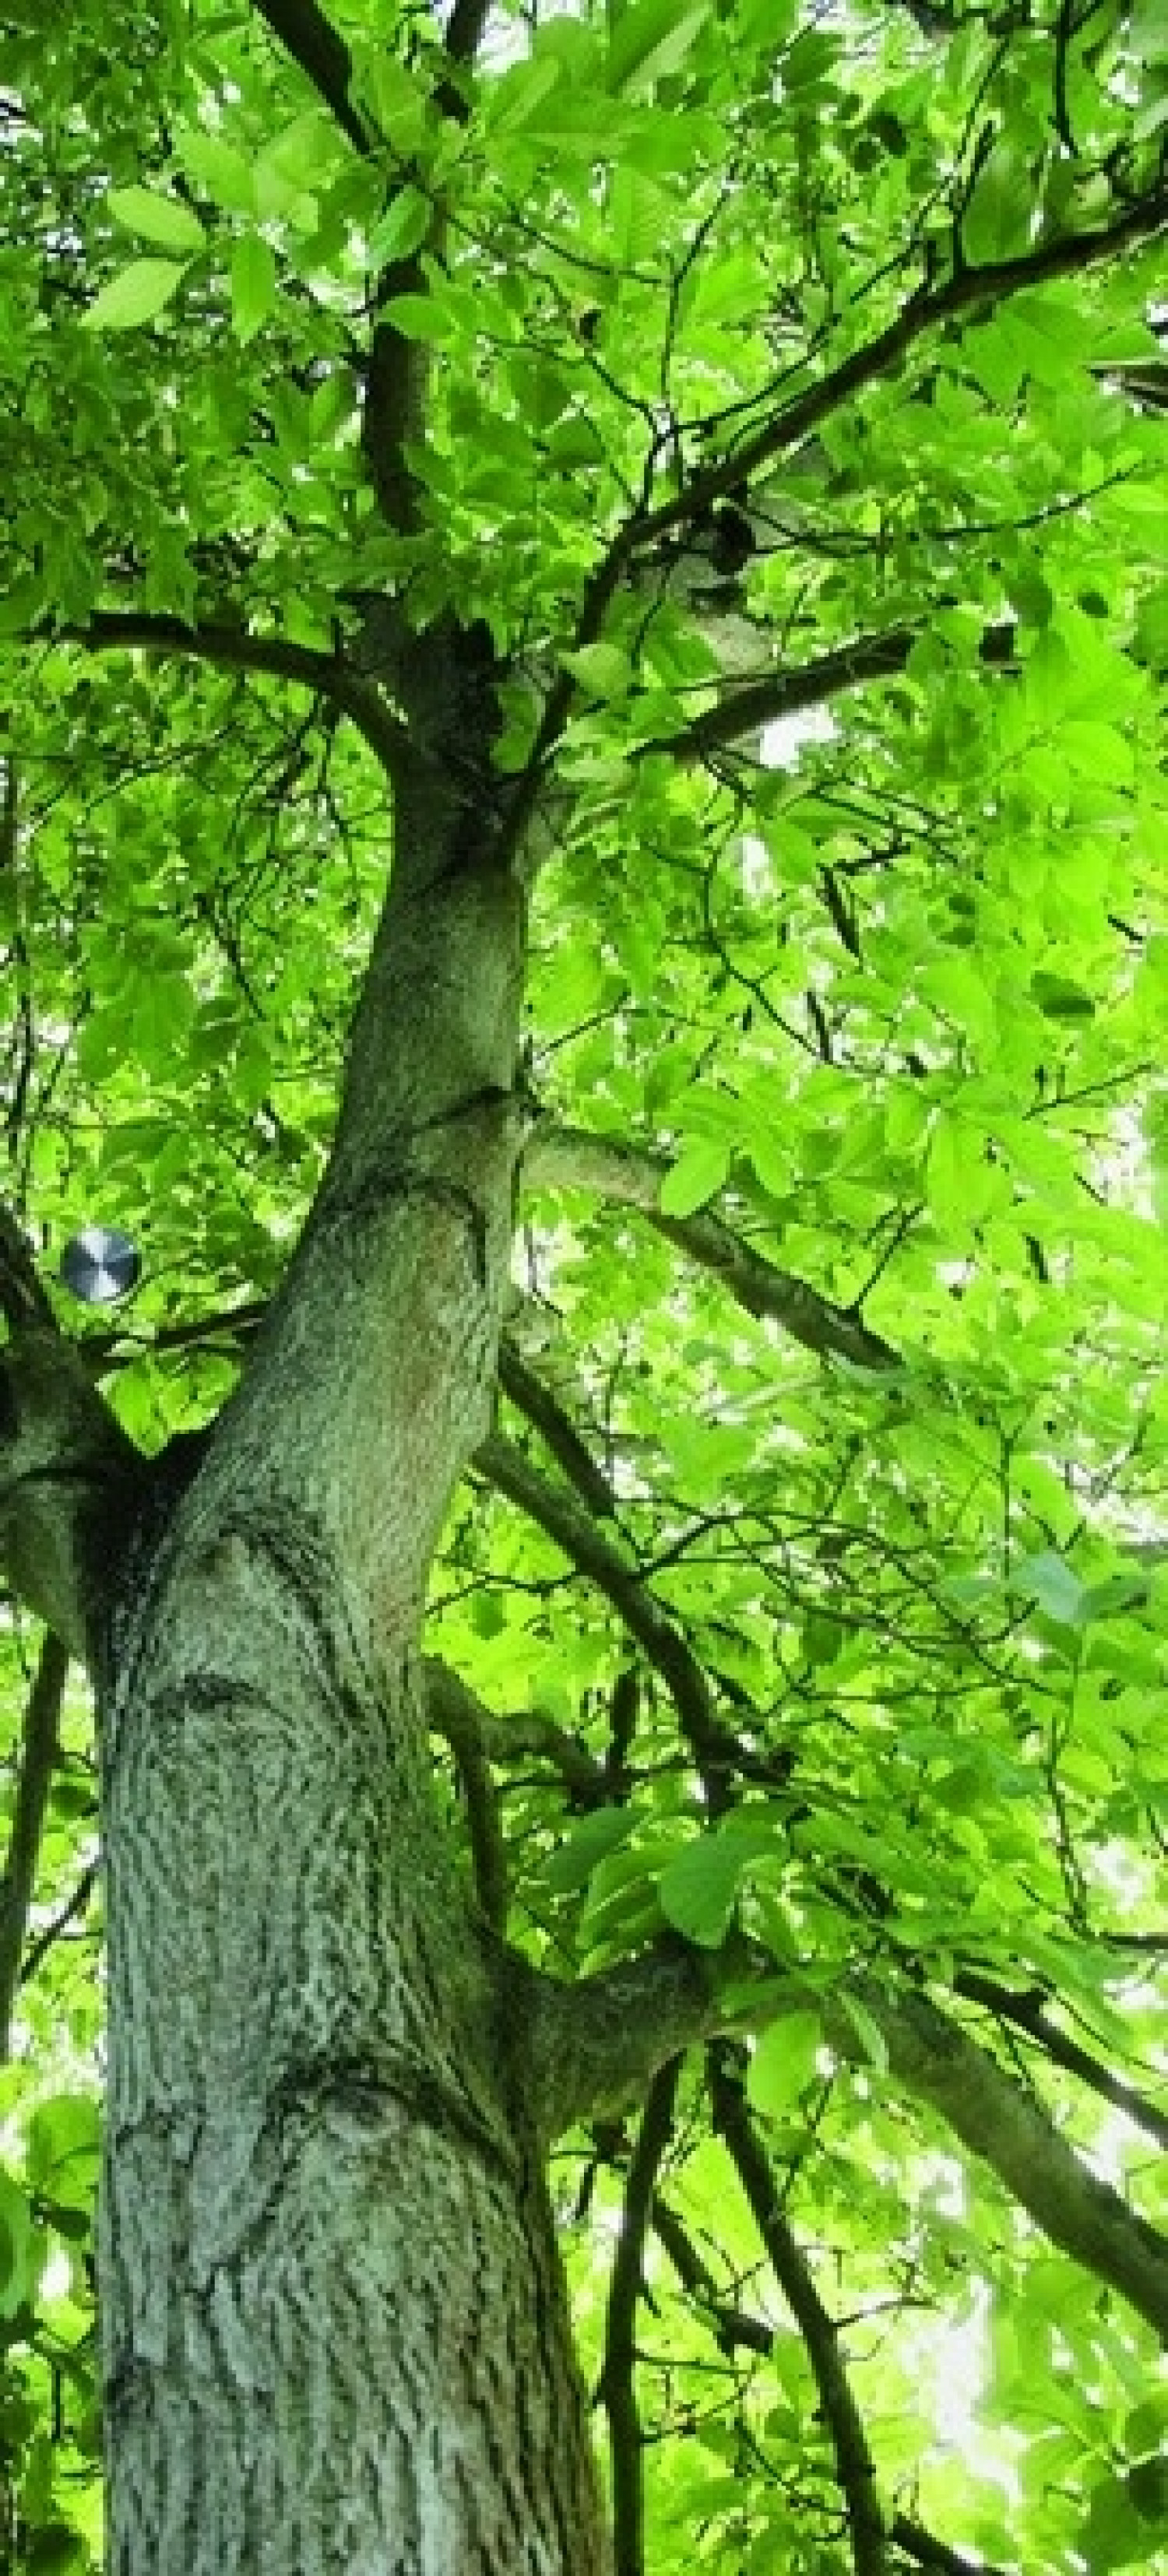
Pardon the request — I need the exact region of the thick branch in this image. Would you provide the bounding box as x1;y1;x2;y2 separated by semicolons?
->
710;2048;887;2576
524;1124;900;1371
0;1631;69;2058
61;613;405;774
861;1979;1168;2344
166;624;527;1648
361;0;485;529
639;189;1168;546
0;1202;57;1334
652;627;916;761
650;620;1016;762
445;0;491;62
533;1944;1168;2335
0;1330;140;1659
522;1939;721;2141
250;0;371;156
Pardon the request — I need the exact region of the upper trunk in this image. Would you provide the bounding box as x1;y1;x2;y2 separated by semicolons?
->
93;622;610;2572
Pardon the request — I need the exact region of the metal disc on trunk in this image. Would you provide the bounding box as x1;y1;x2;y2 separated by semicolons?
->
59;1226;142;1305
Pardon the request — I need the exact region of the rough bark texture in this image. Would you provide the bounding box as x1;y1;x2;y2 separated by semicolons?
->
79;620;611;2574
100;1615;603;2572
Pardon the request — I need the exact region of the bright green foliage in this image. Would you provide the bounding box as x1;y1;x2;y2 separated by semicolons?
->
2;1;1166;2570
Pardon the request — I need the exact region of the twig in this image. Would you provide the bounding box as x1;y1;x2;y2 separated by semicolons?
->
600;2058;683;2576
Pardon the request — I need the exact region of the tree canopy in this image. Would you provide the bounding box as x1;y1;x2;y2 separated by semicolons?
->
1;1;1166;2570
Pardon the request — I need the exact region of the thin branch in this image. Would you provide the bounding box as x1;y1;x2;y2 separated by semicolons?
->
524;1124;901;1372
891;2510;1009;2576
498;1336;617;1519
423;1661;509;1931
477;1431;727;1774
650;2191;775;2353
600;2059;683;2576
710;2047;888;2576
427;1658;600;1796
18;1858;99;1986
425;1657;610;1808
59;614;406;775
0;1632;69;2058
954;1970;1168;2153
250;0;371;156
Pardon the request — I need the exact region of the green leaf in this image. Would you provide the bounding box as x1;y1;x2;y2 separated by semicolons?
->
1082;2471;1156;2571
0;572;46;636
1029;971;1096;1021
380;293;456;343
0;2169;37;2318
484;56;564;138
1011;1550;1085;1627
230;233;277;345
107;185;206;255
746;2011;822;2117
256;109;337;193
562;641;633;700
963;142;1035;265
659;1140;730;1217
543;1808;639;1895
25;2529;90;2571
26;2094;100;2203
83;258;188;330
605;0;709;95
836;1992;889;2075
172;128;255;213
368;185;431;269
1124;2393;1168;2458
658;1833;742;1946
358;53;427;153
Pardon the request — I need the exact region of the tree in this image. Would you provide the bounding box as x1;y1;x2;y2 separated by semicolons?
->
1;0;1166;2568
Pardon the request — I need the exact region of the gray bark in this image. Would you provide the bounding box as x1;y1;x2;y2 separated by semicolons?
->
100;1604;604;2573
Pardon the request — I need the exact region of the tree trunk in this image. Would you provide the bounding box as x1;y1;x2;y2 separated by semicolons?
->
100;1616;604;2573
88;625;610;2572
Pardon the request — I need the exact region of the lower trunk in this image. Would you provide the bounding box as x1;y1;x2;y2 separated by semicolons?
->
100;1537;607;2574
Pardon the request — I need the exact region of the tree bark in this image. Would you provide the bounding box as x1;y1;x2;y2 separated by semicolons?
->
83;620;610;2573
100;1624;606;2573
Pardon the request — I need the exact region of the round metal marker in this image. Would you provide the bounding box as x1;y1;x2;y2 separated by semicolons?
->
59;1225;142;1305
